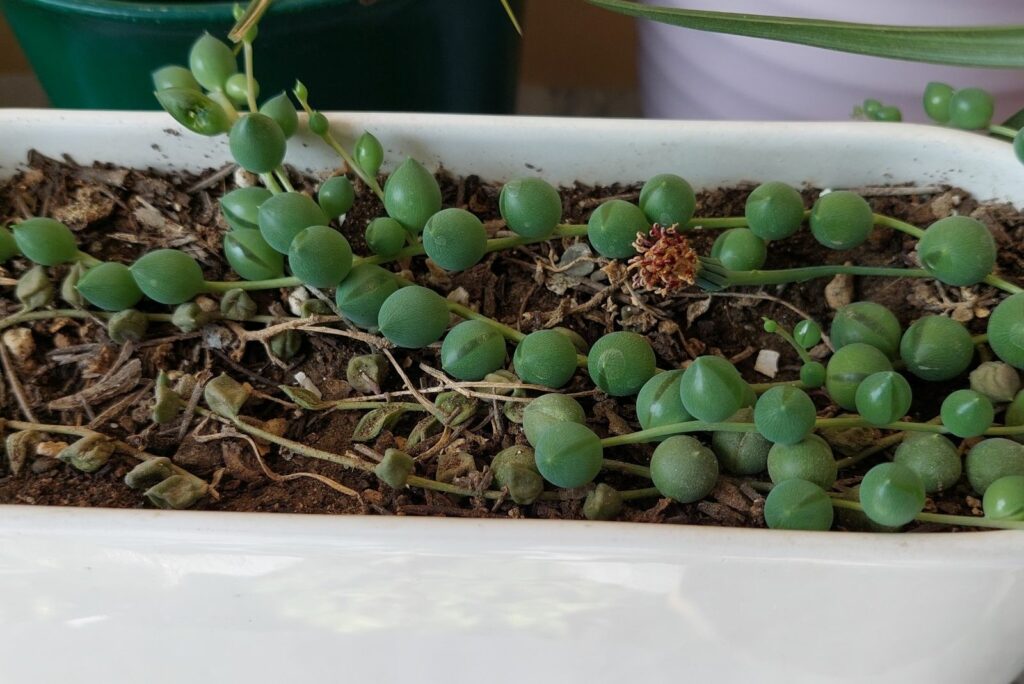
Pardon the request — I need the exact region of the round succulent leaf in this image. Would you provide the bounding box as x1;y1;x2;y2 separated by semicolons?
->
259;92;298;139
587;331;656;397
533;422;603;489
587;199;650;259
188;33;237;91
830;301;902;360
650;435;719;503
859;462;926;527
764;478;834;531
287;226;353;288
711;407;771;476
377;285;449;348
825;342;892;411
229;113;286;174
754;386;817;444
257;191;329;253
130;249;205;305
224;229;285;281
220;186;273;231
13;217;77;266
522;393;587;446
949;87;994;130
440;320;507;381
636;370;692;431
893;432;962;494
513;329;578;389
639;173;695;227
988;293;1024;369
767;433;837;490
940;389;995;438
965;438;1024;495
76;262;143;311
152;65;201;92
923;82;954;123
365;217;408;259
499;177;562;239
318;176;356;219
423;208;488;272
983;475;1024;521
917;216;996;286
355;131;384;178
853;371;913;427
334;264;399;328
809;191;874;250
710;228;767;270
744;181;805;241
679;355;749;423
899;315;974;382
383;158;442;233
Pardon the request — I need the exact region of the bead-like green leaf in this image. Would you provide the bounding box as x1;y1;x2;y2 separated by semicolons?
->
76;261;144;311
377;285;449;348
188;33;237;91
318;176;355;219
258;191;329;253
155;88;232;137
12;217;77;265
423;208;488;272
130;249;206;305
287;226;353;288
383;158;442;234
259;92;299;139
152;65;201;92
220;186;272;231
334;264;399;328
229;113;286;174
355;131;384;178
224;229;284;281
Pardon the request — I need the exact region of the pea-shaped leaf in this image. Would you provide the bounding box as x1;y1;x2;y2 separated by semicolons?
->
859;462;925;527
229;113;286;174
383;158;442;234
744;181;805;241
830;301;901;360
899;315;974;382
711;407;771;476
982;475;1024;521
853;371;912;427
259;92;299;139
965;438;1024;495
220;186;273;231
499;178;562;239
374;448;414;488
679;355;748;423
825;342;892;410
258;191;329;253
767;434;837;490
893;433;961;494
152;65;201;92
522;393;587;446
710;228;766;271
155;88;232;137
12;217;77;265
188;33;237;92
224;73;257;107
809;191;873;251
918;216;996;286
365;217;407;259
377;285;449;348
513;329;578;389
764;478;833;531
334;263;399;328
533;421;603;489
0;225;20;261
754;385;817;444
493;445;543;505
76;262;143;311
440;320;507;381
940;389;994;438
318;176;355;219
988;293;1024;369
587;199;650;259
650;435;719;503
355;131;384;178
639;173;695;227
423;208;488;272
130;249;206;305
354;406;408;442
225;230;285;284
588;331;656;397
288;226;353;288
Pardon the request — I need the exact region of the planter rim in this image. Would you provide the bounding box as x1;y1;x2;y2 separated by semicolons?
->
2;0;343;20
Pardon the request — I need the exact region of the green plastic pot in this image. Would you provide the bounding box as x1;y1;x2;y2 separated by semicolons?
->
0;0;520;112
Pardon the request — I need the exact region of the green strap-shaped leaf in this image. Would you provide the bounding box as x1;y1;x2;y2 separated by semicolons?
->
588;0;1024;68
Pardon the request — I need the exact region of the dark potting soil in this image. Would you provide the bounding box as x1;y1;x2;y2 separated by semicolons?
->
0;151;1021;530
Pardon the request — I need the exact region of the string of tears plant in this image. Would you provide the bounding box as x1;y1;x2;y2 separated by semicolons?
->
2;1;1023;530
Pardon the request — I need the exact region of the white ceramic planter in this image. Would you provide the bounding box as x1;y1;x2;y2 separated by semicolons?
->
638;0;1024;122
1;110;1023;684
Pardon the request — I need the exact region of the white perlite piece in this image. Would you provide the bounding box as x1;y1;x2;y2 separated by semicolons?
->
754;349;780;378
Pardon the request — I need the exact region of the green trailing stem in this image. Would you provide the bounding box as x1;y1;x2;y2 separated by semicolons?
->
829;497;1024;531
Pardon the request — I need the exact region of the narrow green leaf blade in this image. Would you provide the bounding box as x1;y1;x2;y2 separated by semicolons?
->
588;0;1024;68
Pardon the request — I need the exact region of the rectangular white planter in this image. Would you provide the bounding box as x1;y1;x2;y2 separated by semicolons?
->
1;110;1023;684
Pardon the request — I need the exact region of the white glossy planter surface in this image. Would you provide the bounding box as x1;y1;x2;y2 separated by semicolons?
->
1;110;1023;684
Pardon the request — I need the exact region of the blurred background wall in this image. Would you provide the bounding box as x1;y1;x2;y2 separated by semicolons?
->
0;1;639;113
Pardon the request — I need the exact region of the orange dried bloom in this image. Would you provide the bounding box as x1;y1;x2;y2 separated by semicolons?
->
627;224;699;295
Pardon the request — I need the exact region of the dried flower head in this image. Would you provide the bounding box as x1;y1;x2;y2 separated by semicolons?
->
627;224;699;295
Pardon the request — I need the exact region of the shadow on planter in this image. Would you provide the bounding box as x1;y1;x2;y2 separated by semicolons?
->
0;0;520;112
